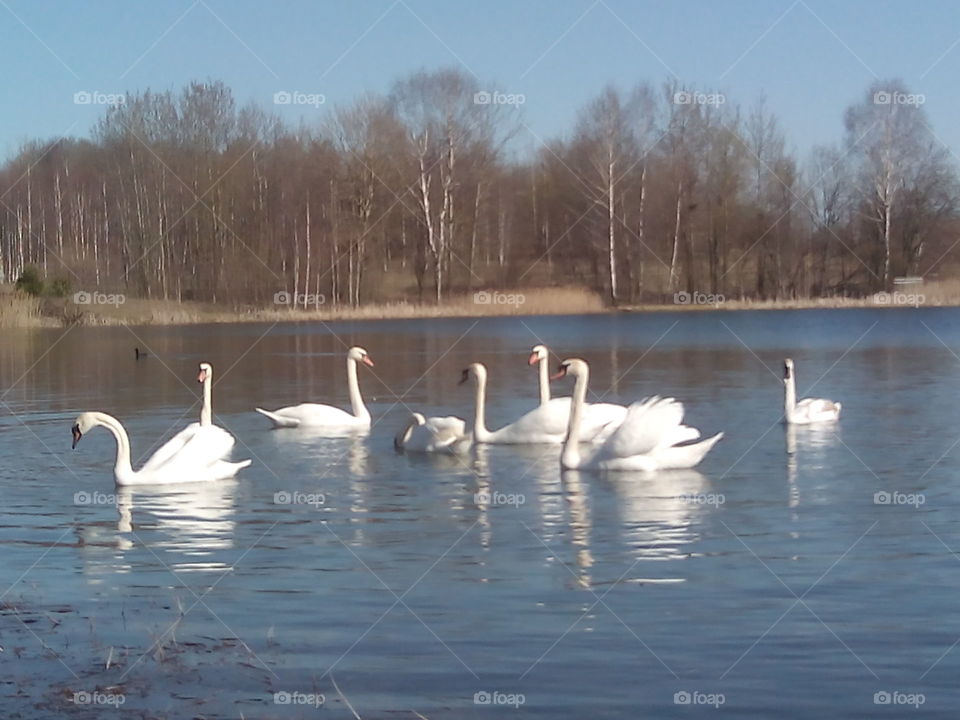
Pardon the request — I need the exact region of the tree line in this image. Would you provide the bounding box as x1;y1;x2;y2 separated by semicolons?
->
0;71;956;308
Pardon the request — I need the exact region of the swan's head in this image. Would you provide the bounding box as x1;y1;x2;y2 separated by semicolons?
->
783;358;794;381
551;358;588;381
528;345;549;365
394;412;426;449
348;347;375;367
71;412;98;449
459;362;486;385
197;362;213;384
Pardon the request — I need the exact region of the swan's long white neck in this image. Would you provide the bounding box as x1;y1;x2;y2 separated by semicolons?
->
561;364;588;469
784;373;797;422
471;366;492;442
91;412;135;484
200;372;212;427
538;355;550;406
347;356;370;420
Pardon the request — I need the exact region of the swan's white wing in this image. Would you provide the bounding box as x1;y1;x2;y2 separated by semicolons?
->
140;422;202;471
424;416;467;443
143;425;236;474
796;398;840;416
599;397;685;459
491;403;569;442
258;403;361;427
581;402;628;443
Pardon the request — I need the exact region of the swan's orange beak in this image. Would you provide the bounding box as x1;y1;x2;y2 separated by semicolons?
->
361;355;374;368
527;351;540;366
197;368;208;384
458;369;470;385
71;424;82;449
550;364;568;381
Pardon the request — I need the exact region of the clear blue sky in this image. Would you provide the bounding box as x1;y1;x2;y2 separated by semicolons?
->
1;0;958;163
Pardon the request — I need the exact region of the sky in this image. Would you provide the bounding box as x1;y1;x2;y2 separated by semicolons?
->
1;0;959;164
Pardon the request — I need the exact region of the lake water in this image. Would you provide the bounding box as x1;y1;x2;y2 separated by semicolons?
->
2;308;960;718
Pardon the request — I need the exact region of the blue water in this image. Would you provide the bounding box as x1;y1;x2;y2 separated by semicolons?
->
1;307;959;717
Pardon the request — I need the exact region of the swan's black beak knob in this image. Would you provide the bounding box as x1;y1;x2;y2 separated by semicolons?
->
71;425;82;449
458;369;470;385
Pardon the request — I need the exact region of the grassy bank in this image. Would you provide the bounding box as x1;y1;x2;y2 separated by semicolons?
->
0;286;606;328
1;281;955;328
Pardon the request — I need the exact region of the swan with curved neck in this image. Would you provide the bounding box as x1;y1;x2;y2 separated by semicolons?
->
526;345;628;442
256;346;374;429
394;412;470;453
460;362;617;445
460;362;567;444
783;358;841;424
553;358;722;471
71;411;251;486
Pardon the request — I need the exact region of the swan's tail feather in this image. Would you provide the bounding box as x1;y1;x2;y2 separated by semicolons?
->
212;458;252;480
255;408;300;428
656;432;723;470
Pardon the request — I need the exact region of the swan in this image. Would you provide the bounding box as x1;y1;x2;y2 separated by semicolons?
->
134;347;148;360
132;362;238;472
553;358;722;471
529;344;552;406
195;361;238;458
783;358;841;424
460;362;620;444
394;412;471;453
71;412;251;486
256;346;374;429
527;345;628;441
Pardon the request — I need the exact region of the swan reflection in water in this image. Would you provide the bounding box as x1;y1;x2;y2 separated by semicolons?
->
104;480;239;573
267;427;370;543
600;469;712;570
784;422;839;511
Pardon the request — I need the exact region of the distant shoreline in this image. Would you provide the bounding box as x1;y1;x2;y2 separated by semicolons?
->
0;286;948;329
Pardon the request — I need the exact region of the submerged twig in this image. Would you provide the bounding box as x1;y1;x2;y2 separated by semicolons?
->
330;674;362;720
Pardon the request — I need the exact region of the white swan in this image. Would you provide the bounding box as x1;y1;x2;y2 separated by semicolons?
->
71;412;251;486
529;344;552;406
527;344;628;442
554;358;722;471
256;346;374;429
195;362;238;459
135;362;238;472
783;358;841;424
394;412;471;453
459;362;619;444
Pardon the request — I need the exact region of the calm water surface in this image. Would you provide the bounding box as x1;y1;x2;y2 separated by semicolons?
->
2;308;960;718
